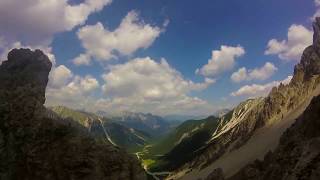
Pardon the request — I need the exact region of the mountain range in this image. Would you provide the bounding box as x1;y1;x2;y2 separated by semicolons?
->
106;111;172;137
49;106;154;152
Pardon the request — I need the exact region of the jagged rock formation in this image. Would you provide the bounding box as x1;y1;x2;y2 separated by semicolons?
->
210;98;264;144
229;94;320;180
0;49;146;180
167;18;320;179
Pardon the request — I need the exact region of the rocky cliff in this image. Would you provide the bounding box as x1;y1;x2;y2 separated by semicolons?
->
0;49;146;180
229;94;320;180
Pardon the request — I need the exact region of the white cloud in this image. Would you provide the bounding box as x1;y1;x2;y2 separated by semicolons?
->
196;45;245;77
313;0;320;19
265;24;312;61
73;53;92;66
94;95;212;116
231;76;292;97
46;74;100;108
231;62;278;83
73;11;165;65
102;57;214;98
0;0;111;47
98;57;215;115
48;65;73;88
230;67;247;83
47;56;215;116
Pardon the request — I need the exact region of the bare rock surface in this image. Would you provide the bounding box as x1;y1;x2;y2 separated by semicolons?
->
229;95;320;180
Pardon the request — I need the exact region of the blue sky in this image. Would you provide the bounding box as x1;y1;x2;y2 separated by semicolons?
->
0;0;317;116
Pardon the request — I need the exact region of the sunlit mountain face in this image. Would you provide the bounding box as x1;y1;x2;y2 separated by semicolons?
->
0;0;319;180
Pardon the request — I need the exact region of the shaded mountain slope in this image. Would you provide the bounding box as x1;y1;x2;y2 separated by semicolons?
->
144;99;263;172
137;98;266;176
0;49;146;180
229;94;320;180
139;116;220;171
50;106;151;151
103;119;152;152
152;116;220;156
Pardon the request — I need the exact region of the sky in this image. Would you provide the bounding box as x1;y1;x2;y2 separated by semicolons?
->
0;0;317;116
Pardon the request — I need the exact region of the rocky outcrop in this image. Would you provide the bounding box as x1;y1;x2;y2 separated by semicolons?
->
192;98;267;169
229;94;320;180
0;49;52;122
0;49;146;180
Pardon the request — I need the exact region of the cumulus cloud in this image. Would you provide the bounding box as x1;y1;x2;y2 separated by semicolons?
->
48;65;73;88
231;62;278;83
0;0;111;47
196;45;245;77
231;76;293;97
46;74;100;108
73;11;165;65
98;57;215;115
265;24;312;61
94;95;212;116
313;0;320;19
45;56;214;116
102;57;214;98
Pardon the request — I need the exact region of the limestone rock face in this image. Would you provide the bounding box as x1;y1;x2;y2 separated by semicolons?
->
229;95;320;180
0;49;146;180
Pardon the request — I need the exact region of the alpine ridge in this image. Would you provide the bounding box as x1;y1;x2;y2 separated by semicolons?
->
50;106;151;151
229;94;320;180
